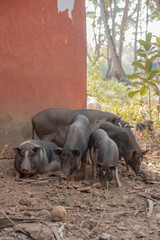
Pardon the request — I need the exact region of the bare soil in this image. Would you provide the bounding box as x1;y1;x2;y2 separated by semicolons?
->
0;134;160;240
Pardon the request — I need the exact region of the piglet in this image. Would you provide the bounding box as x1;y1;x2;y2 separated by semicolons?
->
89;128;121;188
54;115;91;179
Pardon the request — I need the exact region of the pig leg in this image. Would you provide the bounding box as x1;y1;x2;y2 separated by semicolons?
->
91;148;98;181
114;168;122;188
106;181;109;189
86;150;91;165
126;163;130;171
70;173;75;182
90;148;96;180
81;153;88;180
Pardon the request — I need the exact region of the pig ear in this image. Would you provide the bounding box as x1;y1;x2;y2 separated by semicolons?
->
54;148;62;156
111;117;121;125
13;147;21;154
33;147;41;154
130;149;136;158
142;150;148;155
111;117;117;125
72;149;80;157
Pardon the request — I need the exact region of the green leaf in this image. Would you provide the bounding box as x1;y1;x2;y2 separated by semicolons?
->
132;81;145;86
151;54;160;62
150;81;159;89
150;82;160;95
92;22;96;28
128;90;140;98
128;72;143;80
152;42;160;47
156;37;160;45
138;53;147;58
136;48;147;58
145;59;152;73
146;32;152;43
132;60;145;70
149;50;159;55
152;79;160;84
140;87;148;96
148;68;160;79
138;40;151;51
136;49;146;54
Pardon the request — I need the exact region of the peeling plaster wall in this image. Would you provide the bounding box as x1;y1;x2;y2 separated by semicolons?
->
57;0;75;19
0;0;86;156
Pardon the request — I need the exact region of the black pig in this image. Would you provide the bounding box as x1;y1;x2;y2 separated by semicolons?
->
89;128;121;188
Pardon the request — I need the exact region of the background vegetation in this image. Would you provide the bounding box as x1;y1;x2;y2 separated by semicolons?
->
87;0;160;126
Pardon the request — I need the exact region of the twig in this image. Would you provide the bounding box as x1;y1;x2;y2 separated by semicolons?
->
84;203;106;239
137;193;157;202
145;198;151;227
147;199;154;217
53;226;61;240
77;187;91;192
1;211;34;239
90;188;100;201
145;181;160;184
0;157;13;160
0;167;7;175
0;145;8;159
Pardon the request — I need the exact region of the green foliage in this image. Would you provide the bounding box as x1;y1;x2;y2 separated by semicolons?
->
128;33;160;119
87;64;104;100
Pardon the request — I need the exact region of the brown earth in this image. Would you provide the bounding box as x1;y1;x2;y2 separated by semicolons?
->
0;133;160;240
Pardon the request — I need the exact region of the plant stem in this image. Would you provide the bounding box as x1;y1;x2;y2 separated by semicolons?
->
148;82;151;120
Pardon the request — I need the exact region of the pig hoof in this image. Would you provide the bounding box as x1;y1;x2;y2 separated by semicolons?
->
117;182;122;188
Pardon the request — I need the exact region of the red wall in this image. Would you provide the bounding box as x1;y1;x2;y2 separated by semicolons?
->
0;0;86;155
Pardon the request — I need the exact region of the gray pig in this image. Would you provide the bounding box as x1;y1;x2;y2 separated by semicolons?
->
13;139;61;178
54;115;91;179
89;129;121;188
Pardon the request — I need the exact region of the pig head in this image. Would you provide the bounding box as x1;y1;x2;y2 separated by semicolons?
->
13;142;42;176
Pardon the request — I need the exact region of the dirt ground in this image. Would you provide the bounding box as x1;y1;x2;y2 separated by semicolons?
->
0;134;160;240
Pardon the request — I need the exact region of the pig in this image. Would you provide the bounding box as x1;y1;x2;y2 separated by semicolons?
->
135;120;154;132
118;119;133;128
87;96;101;110
99;122;148;175
31;108;120;147
89;129;121;188
53;115;91;179
13;139;61;178
135;120;154;140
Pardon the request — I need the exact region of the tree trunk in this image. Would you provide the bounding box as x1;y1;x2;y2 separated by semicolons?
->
105;46;112;79
100;0;126;80
145;0;149;36
109;0;116;46
119;0;130;63
134;0;141;73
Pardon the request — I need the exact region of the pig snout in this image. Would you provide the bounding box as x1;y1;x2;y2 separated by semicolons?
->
21;161;32;174
99;168;114;187
61;158;78;178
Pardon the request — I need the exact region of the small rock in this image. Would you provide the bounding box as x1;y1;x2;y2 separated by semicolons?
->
51;206;67;222
116;225;127;231
37;209;50;219
14;223;52;240
92;182;102;189
23;211;32;217
136;230;147;238
99;232;111;239
156;213;160;224
19;198;31;206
